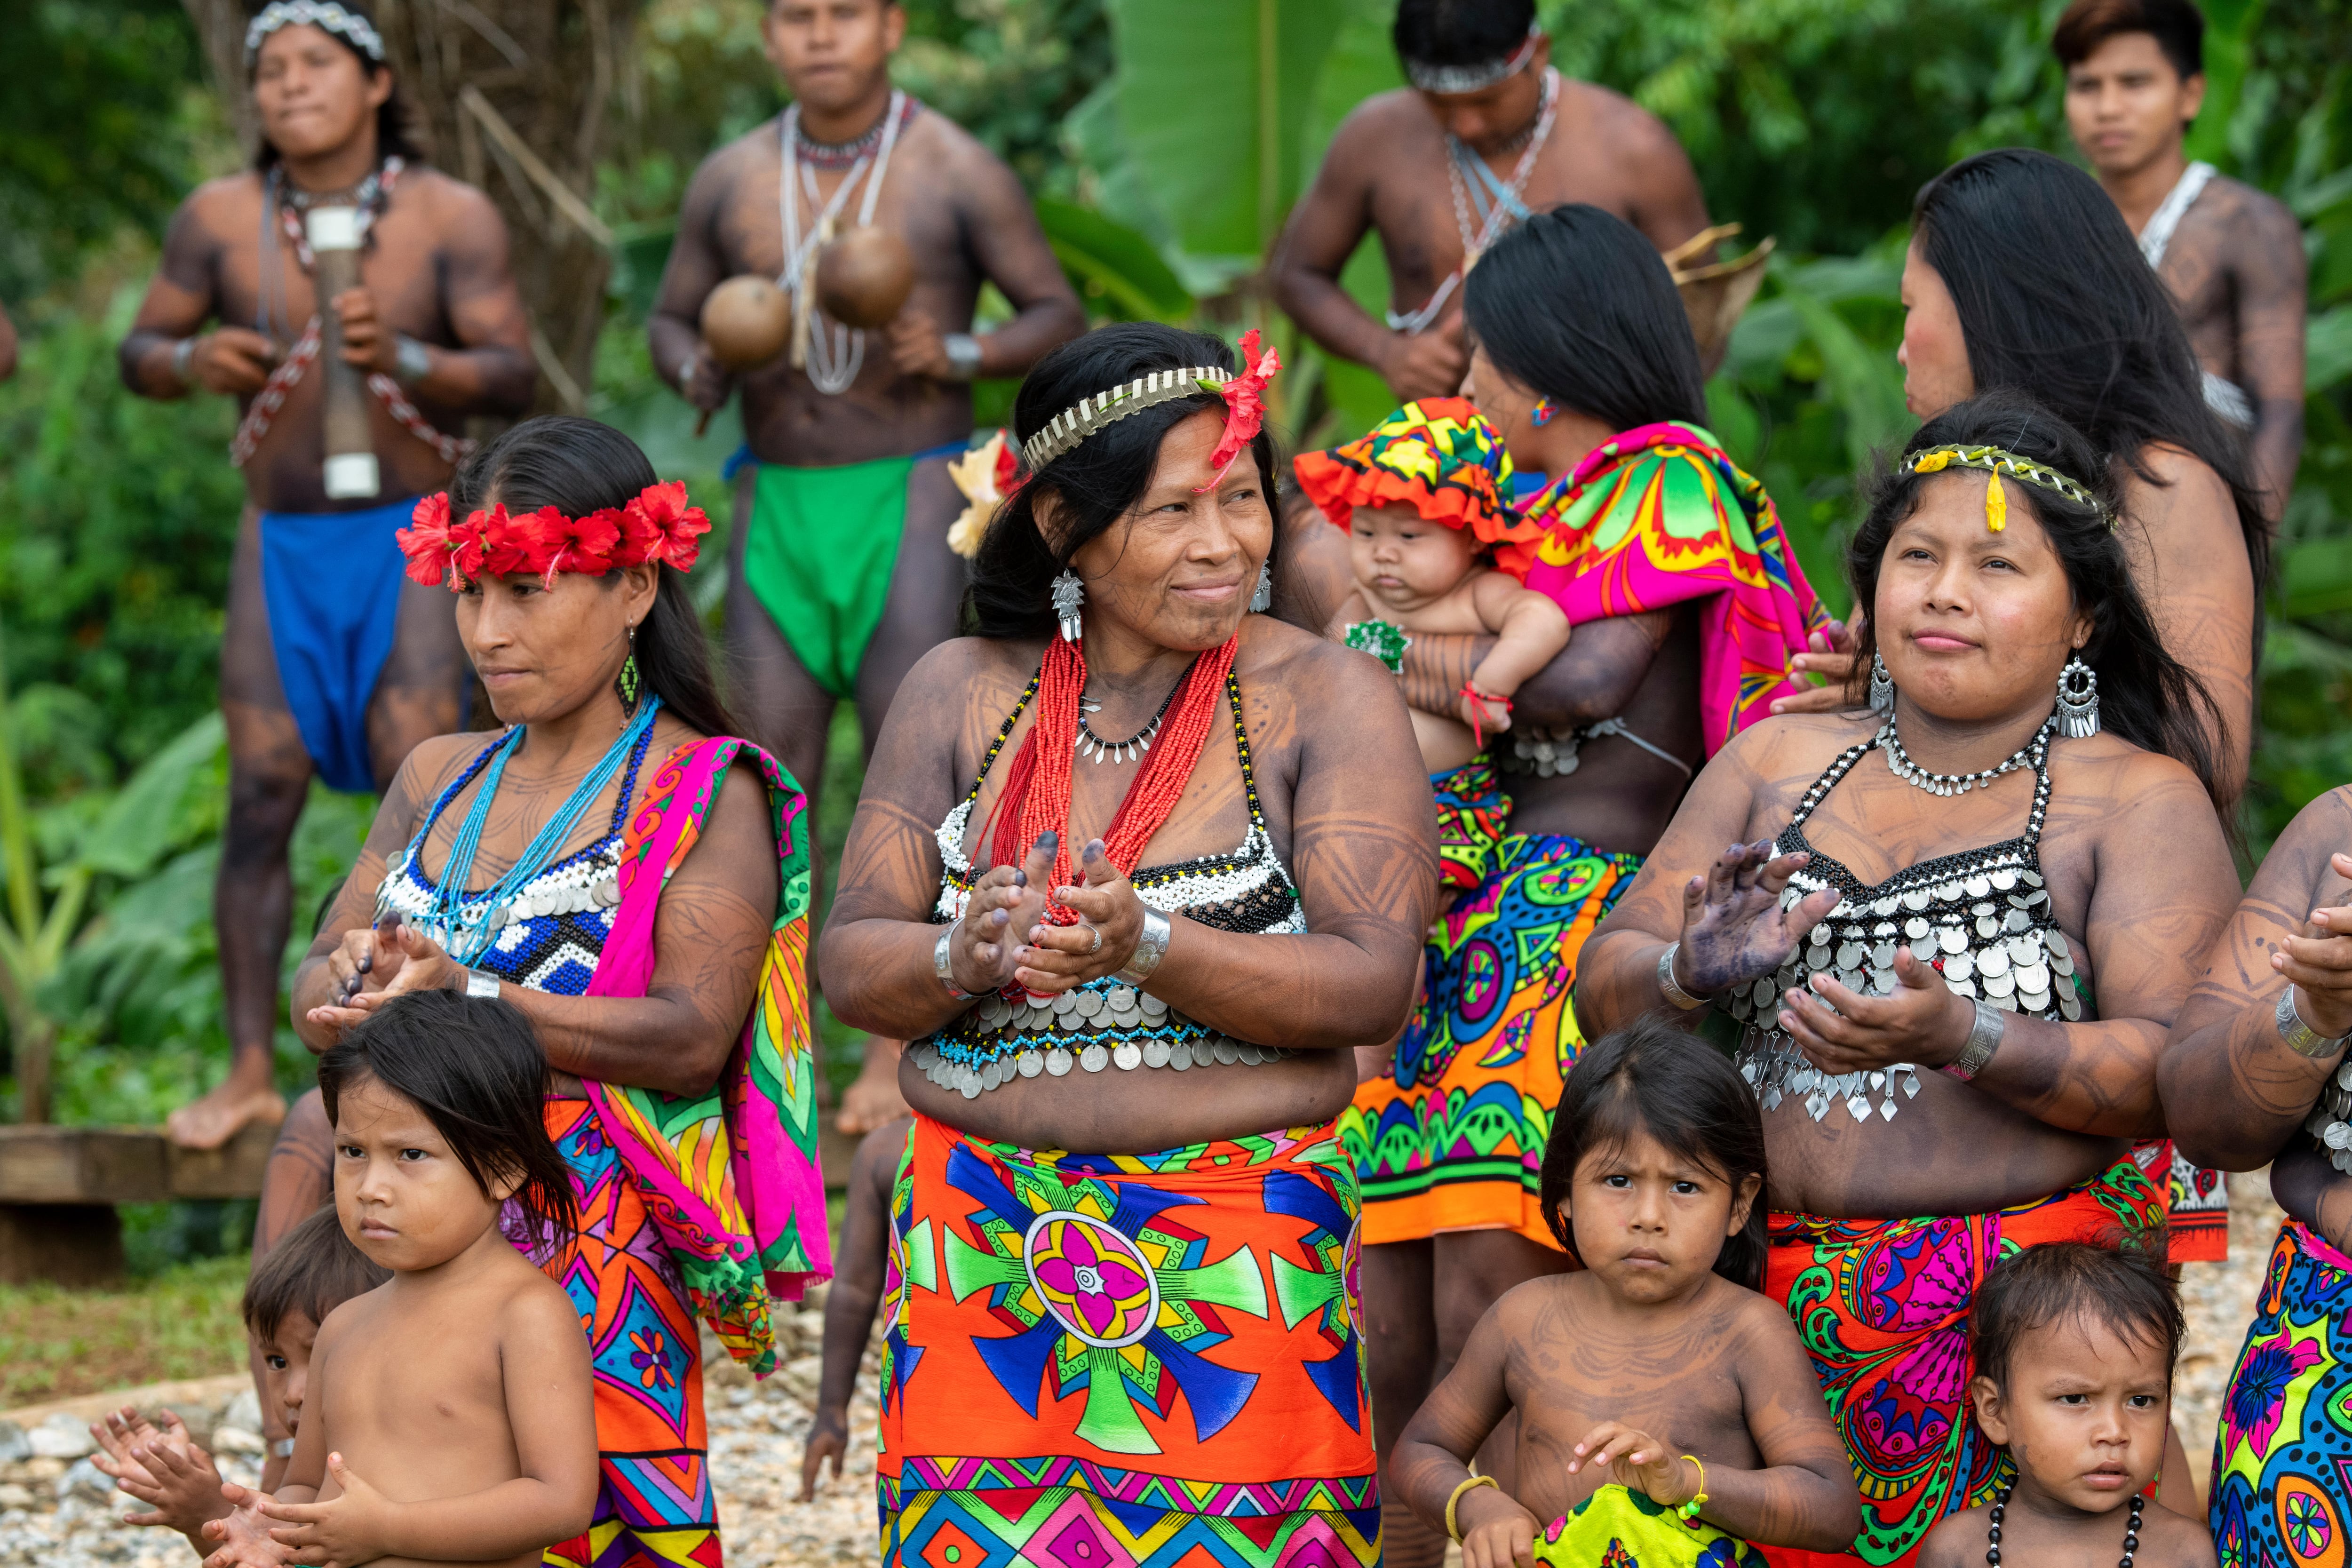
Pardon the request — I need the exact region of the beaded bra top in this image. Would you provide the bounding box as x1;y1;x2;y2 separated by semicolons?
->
373;723;656;994
1726;727;2087;1123
912;669;1304;1099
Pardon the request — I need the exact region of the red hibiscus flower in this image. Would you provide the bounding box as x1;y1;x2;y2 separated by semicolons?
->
395;492;455;586
625;480;711;572
1195;328;1281;491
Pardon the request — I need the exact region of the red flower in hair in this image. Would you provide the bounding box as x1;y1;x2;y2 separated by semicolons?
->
624;480;711;571
1196;328;1282;491
396;493;456;586
524;504;623;585
450;504;497;581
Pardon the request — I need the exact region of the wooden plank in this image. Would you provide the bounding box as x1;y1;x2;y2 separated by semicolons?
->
0;1127;169;1204
167;1121;277;1200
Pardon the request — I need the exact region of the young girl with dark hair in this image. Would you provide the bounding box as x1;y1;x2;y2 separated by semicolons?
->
281;414;832;1567
1391;1016;1860;1568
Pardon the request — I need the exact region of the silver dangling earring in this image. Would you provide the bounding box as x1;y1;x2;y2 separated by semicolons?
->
1051;569;1084;643
1249;560;1273;613
1868;650;1896;716
2056;656;2100;738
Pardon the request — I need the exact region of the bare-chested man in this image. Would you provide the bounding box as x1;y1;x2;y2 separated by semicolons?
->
649;0;1083;1132
119;0;532;1150
2057;0;2306;512
1272;0;1711;408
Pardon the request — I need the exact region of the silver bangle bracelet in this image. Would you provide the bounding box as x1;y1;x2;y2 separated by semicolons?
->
1114;908;1171;985
171;335;199;387
2277;985;2352;1059
1941;997;2005;1081
935;924;975;1001
463;967;501;1001
1657;942;1712;1011
941;332;984;381
392;334;433;388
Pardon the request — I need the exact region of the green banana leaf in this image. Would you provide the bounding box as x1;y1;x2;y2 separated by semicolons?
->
1034;199;1195;323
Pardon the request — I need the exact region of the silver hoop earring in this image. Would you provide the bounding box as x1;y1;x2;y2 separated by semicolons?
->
1249;560;1273;613
2056;656;2100;738
1051;570;1085;643
1868;651;1896;716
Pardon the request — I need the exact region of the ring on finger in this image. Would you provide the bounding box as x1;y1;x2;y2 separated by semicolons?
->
1083;922;1104;956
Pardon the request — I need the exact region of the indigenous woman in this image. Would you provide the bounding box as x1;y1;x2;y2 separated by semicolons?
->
820;322;1436;1568
289;416;830;1568
2160;796;2352;1568
1308;203;1828;1568
1772;146;2268;1263
1575;391;2238;1568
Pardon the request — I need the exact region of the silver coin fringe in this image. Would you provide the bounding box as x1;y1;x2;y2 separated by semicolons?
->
910;982;1291;1099
2309;1063;2352;1171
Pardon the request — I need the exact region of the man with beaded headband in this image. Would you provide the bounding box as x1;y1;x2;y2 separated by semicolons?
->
650;0;1082;1136
119;0;534;1151
1272;0;1712;405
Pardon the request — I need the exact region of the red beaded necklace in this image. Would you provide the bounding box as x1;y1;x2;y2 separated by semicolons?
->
987;633;1240;921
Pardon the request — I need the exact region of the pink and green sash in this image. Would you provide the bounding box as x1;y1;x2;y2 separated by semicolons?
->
1501;422;1831;754
580;736;830;1375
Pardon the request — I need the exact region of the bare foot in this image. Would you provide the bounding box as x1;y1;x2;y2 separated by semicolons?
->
836;1036;908;1135
167;1058;286;1150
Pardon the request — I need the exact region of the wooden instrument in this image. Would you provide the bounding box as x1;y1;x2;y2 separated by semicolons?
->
1667;223;1777;377
696;274;796;436
308;207;380;499
815;225;916;330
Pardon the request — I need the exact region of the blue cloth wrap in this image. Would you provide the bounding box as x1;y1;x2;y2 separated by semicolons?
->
258;495;419;793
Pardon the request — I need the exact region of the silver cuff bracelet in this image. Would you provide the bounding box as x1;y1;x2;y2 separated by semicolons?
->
392;333;433;388
2278;985;2352;1059
171;335;199;387
935;924;974;1001
463;967;501;1001
1658;942;1712;1011
1114;908;1171;985
941;332;984;381
1942;997;2005;1081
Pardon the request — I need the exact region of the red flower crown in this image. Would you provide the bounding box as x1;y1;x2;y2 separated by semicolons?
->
396;482;712;589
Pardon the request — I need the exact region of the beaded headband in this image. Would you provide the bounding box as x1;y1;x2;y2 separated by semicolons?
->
1899;443;2107;533
1403;22;1542;95
1020;330;1282;489
246;0;386;63
395;482;710;589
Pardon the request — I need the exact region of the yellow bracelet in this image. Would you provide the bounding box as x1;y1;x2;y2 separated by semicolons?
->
1447;1473;1500;1542
1677;1455;1709;1521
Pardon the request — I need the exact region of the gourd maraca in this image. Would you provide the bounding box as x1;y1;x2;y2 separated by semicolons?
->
699;275;794;372
815;226;917;330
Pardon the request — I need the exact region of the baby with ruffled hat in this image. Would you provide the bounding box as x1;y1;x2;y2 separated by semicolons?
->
1297;398;1569;774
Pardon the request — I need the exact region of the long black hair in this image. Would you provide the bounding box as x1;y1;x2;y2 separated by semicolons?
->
450;414;739;740
318;990;577;1248
1851;391;2223;803
1464;203;1709;435
1913;149;2270;594
248;0;427;172
968;323;1281;641
1536;1015;1769;1290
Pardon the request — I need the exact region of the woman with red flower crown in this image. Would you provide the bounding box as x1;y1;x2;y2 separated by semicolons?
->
820;322;1437;1568
279;415;833;1568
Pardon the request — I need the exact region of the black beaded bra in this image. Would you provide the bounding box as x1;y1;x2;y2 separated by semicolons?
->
1726;726;2087;1122
911;669;1305;1098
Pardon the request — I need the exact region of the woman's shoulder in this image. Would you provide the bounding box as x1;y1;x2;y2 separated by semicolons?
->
1236;615;1415;732
1710;709;1878;790
395;728;500;803
2121;442;2239;532
2046;730;2211;817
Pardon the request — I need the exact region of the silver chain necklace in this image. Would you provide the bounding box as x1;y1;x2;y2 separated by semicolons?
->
1386;68;1559;334
1880;714;2056;797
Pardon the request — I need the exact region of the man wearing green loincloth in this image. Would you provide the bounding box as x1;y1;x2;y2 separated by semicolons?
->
650;0;1082;1132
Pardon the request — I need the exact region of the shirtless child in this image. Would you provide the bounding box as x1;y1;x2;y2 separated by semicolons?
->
1916;1241;2216;1568
200;993;595;1568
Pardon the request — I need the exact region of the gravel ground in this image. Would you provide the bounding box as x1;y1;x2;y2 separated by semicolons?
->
0;1175;2292;1565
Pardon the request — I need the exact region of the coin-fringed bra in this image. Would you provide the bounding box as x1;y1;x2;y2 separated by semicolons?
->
1726;727;2085;1123
911;668;1304;1098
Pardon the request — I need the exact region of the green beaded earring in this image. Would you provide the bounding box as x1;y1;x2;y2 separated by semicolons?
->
615;623;642;715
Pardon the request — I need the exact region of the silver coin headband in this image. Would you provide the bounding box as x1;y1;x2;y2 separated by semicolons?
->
1020;366;1232;473
246;0;387;64
1403;22;1541;95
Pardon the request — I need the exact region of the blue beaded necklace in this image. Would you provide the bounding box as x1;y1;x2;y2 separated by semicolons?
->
402;697;662;964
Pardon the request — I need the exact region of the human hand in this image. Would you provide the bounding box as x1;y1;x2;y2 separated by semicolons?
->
799;1406;849;1500
1452;1483;1542;1568
1015;838;1146;995
257;1452;391;1567
2278;853;2352;1040
1378;325;1468;403
1568;1422;1703;1511
1677;841;1842;997
201;1484;294;1568
92;1407;230;1532
1461;685;1513;736
884;311;951;380
680;342;733;413
330;287;393;373
1769;616;1864;717
191;328;281;396
947;834;1057;995
1780;945;1973;1074
303;917;460;1033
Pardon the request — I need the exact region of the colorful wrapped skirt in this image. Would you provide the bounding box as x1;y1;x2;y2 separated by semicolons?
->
2210;1220;2352;1568
532;1096;718;1568
1759;1153;2166;1568
1342;831;1641;1248
1533;1485;1767;1568
878;1113;1380;1568
1431;757;1511;893
2146;1138;2228;1263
